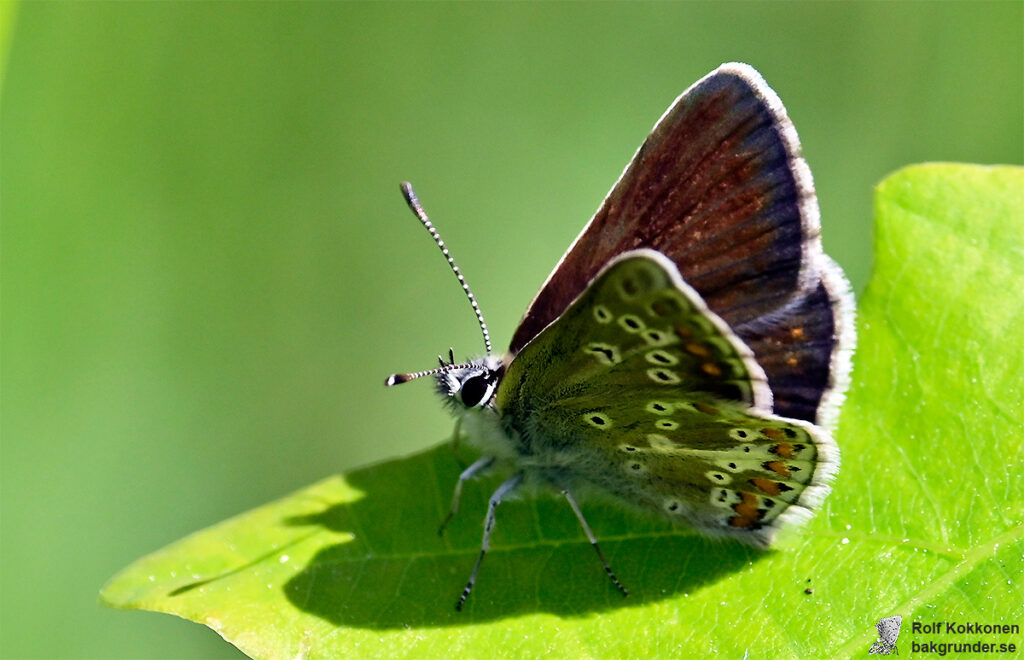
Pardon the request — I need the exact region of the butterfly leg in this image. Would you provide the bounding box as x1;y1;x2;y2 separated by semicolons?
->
561;489;629;598
455;472;523;611
439;454;495;536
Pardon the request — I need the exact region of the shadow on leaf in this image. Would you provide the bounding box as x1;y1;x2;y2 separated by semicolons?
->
280;443;758;628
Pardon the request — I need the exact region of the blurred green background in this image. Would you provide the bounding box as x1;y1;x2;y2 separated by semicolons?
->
1;1;1021;658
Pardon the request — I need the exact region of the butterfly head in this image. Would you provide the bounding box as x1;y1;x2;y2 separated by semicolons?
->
386;354;505;411
385;182;505;410
435;355;505;410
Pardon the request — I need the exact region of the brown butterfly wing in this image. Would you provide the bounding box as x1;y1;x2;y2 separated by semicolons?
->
509;63;852;426
737;258;853;426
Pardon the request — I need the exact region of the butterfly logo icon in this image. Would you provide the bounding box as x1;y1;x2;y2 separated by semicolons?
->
387;62;854;610
869;615;902;655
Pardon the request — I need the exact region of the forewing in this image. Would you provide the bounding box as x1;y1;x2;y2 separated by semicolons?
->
508;63;853;428
511;62;821;353
877;616;902;646
497;252;838;546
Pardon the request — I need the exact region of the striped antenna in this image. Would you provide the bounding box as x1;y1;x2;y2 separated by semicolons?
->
400;182;493;355
385;360;479;387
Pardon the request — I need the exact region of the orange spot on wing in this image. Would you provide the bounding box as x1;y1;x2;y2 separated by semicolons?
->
729;515;756;528
730;492;763;527
765;461;792;477
762;428;785;441
733;492;759;517
773;442;795;458
786;356;799;366
750;478;782;496
685;342;711;357
701;362;723;377
673;324;695;338
791;327;805;339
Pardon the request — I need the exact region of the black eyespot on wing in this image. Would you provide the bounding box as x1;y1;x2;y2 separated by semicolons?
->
460;375;489;407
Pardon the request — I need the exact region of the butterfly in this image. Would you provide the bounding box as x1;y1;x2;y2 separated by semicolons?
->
869;615;902;654
387;62;854;610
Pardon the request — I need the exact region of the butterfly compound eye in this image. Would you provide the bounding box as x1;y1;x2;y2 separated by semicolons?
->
459;375;489;407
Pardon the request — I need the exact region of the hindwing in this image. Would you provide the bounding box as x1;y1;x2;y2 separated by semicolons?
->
496;251;838;546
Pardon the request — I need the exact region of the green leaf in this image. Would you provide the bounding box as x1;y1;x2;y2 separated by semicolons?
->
0;0;19;92
101;163;1024;658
